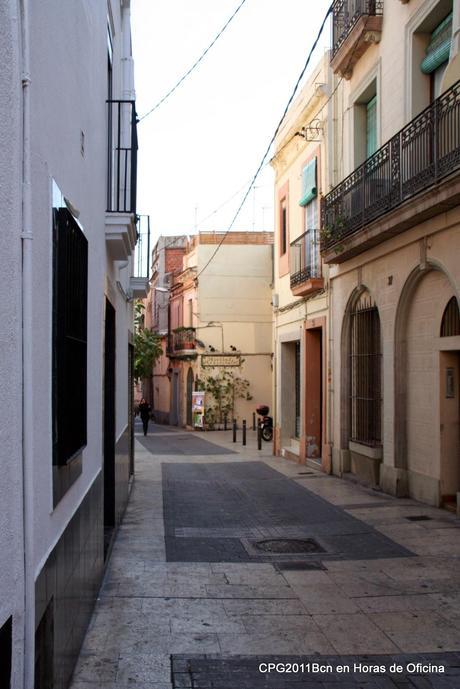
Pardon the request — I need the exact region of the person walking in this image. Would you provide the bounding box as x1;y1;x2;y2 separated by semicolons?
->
138;398;151;436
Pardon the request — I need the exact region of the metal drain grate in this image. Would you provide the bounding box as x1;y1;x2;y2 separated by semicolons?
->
405;515;433;521
253;538;325;554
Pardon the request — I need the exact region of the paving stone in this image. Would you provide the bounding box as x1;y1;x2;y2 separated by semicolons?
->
72;654;119;682
369;612;460;653
116;653;171;683
170;654;460;689
292;585;361;614
355;595;439;614
312;613;400;654
70;428;460;689
162;462;413;564
223;598;304;617
138;434;237;456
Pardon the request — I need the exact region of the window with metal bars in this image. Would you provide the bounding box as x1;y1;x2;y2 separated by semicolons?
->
52;208;88;465
350;295;382;446
440;296;460;337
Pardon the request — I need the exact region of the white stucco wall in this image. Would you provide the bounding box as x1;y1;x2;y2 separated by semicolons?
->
0;1;26;683
26;0;116;573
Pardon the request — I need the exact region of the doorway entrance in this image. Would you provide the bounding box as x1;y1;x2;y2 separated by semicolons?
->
186;368;194;427
171;371;180;426
440;350;460;511
35;603;53;689
103;298;116;556
295;341;301;438
304;326;322;460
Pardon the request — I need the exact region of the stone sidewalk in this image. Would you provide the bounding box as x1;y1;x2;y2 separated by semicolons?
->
71;424;460;688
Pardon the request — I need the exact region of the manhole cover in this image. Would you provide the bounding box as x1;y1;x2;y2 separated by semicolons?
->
253;538;324;554
405;515;432;521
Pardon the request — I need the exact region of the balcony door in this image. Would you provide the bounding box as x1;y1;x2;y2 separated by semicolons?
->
304;199;319;279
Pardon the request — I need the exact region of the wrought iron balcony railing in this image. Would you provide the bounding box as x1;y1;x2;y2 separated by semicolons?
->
321;80;460;253
332;0;383;56
290;230;321;288
107;100;138;214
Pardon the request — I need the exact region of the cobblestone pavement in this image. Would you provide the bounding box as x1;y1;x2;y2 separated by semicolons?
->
71;423;460;689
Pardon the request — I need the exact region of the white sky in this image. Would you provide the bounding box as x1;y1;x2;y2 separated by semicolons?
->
131;0;331;239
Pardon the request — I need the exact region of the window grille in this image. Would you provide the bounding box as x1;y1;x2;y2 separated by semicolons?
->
53;208;88;465
441;296;460;337
350;295;381;446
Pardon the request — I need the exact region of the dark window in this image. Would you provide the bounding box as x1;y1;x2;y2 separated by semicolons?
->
441;296;460;337
53;208;88;466
350;296;382;446
34;602;53;689
295;341;301;438
0;617;12;689
280;198;287;255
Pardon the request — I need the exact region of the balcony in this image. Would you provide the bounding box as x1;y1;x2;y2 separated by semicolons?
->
168;328;198;359
105;100;138;261
321;80;460;263
331;0;383;79
290;230;324;297
130;215;151;298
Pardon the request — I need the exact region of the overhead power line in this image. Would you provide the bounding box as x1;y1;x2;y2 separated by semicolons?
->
138;0;248;122
195;2;333;279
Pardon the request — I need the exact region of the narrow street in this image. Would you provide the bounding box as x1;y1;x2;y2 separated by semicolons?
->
71;424;460;689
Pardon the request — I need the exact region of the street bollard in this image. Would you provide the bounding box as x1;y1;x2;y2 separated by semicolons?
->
232;419;237;443
257;420;262;450
224;415;227;431
242;419;246;446
252;412;256;431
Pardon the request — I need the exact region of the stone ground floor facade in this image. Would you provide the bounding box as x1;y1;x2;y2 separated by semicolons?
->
70;421;460;688
328;210;460;512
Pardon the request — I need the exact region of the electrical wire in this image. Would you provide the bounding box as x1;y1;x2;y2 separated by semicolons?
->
138;0;248;122
195;2;333;279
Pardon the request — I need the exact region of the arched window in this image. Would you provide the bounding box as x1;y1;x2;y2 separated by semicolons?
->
440;297;460;337
350;292;382;446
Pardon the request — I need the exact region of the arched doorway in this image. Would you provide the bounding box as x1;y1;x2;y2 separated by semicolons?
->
439;296;460;511
395;264;460;506
186;368;194;427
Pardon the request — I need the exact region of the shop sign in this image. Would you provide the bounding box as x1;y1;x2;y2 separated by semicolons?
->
201;354;241;368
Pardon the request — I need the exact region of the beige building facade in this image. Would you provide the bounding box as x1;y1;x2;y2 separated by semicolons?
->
271;54;332;473
322;0;460;510
168;232;274;430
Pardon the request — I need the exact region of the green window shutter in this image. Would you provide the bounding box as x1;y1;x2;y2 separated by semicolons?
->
366;96;377;158
299;158;317;207
421;13;452;75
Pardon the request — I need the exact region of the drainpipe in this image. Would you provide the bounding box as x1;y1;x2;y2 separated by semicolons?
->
20;0;35;686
